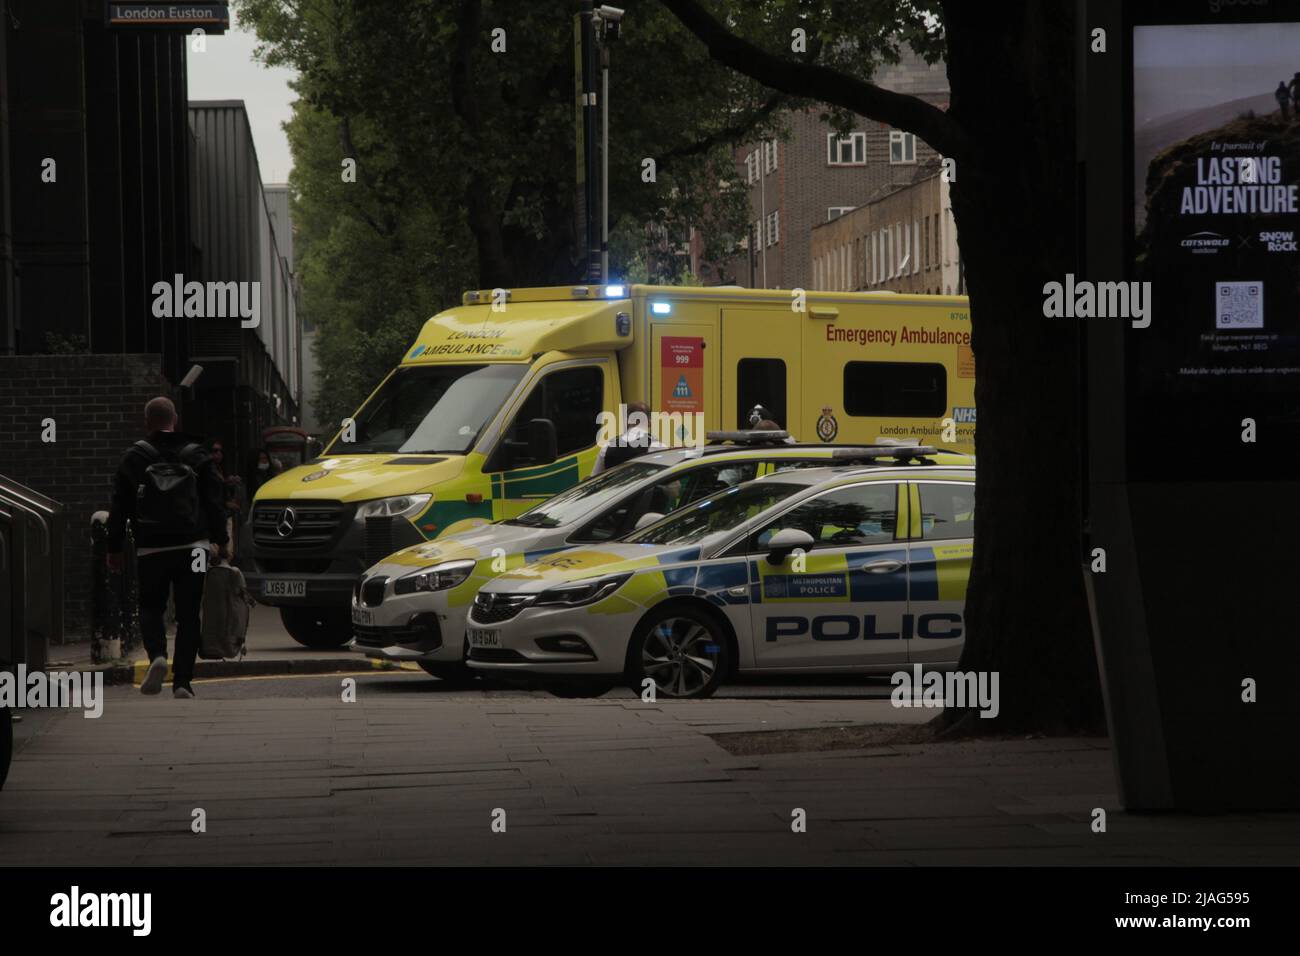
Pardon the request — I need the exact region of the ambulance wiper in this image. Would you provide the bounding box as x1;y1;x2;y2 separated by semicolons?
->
504;513;561;527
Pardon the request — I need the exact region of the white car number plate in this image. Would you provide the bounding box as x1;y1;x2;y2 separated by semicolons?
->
468;628;502;649
264;579;306;598
351;606;374;627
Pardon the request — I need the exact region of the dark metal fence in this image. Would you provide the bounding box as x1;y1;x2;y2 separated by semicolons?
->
0;474;65;672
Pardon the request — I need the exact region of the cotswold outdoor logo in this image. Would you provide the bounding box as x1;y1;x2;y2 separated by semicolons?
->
891;666;1000;719
0;665;103;718
596;403;705;450
1042;274;1152;329
1180;230;1232;253
151;273;260;328
50;886;151;936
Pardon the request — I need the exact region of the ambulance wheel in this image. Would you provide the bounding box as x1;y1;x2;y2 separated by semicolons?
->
418;662;478;686
626;604;729;699
280;607;353;648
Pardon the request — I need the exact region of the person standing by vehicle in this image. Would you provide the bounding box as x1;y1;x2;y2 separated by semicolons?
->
244;447;278;504
591;401;665;475
210;439;245;554
106;397;229;698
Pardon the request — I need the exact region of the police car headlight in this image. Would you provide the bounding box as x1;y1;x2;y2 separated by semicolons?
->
534;573;632;607
393;559;475;595
356;494;432;521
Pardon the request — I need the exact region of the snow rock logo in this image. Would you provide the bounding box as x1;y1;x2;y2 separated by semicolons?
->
0;666;103;718
151;274;260;328
1042;274;1151;329
890;666;1000;719
50;886;151;936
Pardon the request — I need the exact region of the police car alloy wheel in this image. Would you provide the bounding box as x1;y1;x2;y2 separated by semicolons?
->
626;605;730;699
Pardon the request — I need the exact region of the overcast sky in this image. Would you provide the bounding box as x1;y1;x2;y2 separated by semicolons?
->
187;9;297;182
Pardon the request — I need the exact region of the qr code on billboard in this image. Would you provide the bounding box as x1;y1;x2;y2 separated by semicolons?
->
1215;281;1264;329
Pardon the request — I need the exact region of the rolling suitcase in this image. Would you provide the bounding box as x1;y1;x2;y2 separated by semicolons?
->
200;563;253;660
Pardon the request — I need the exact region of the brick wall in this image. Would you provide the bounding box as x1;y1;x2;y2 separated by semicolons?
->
810;170;963;295
729;51;950;291
0;354;170;640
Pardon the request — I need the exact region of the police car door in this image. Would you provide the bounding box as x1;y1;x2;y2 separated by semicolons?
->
743;480;910;669
905;480;974;664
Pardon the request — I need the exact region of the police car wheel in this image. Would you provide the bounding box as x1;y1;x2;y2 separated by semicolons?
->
418;662;478;686
545;681;615;699
627;606;729;699
279;607;352;648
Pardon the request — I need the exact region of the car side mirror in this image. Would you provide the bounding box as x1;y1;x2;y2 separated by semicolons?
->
765;528;814;564
634;511;664;531
527;418;558;466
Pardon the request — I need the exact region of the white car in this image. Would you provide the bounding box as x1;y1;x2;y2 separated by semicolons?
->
465;461;975;697
349;438;950;682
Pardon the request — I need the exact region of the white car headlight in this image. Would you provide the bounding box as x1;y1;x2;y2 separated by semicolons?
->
534;573;632;608
356;494;432;521
393;559;476;595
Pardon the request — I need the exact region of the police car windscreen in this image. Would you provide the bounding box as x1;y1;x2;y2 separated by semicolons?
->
506;461;665;527
627;482;805;546
329;364;527;455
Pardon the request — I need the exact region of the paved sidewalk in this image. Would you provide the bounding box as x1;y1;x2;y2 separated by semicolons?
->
49;605;397;684
2;684;1297;866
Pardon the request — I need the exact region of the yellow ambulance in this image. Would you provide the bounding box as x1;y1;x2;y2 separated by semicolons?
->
244;284;974;647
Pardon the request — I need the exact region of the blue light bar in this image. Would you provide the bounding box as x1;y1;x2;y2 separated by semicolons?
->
605;284;626;298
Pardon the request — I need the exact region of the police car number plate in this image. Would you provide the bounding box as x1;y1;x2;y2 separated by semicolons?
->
468;628;501;649
351;606;374;627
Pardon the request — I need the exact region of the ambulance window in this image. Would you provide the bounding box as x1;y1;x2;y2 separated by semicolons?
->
843;361;946;418
500;365;604;464
749;482;898;551
917;482;975;541
736;358;786;429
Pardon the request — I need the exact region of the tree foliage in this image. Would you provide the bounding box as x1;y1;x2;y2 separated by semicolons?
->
236;0;819;425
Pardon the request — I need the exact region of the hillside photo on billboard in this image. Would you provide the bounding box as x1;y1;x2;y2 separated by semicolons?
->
1133;22;1300;391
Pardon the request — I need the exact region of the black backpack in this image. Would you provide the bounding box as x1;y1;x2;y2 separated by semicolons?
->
133;440;204;534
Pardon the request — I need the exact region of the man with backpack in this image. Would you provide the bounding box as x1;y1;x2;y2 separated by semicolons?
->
107;397;229;698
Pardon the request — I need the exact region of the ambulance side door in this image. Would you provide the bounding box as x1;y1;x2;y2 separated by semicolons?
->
740;480;910;669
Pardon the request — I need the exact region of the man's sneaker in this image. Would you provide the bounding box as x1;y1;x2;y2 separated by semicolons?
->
140;656;168;696
173;686;195;700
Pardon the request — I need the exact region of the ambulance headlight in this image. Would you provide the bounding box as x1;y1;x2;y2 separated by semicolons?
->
393;559;476;595
534;573;632;607
356;494;432;520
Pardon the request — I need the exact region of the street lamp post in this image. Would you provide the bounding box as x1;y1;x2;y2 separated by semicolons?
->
593;6;623;284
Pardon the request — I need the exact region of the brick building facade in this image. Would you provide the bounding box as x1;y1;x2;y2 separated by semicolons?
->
0;354;171;639
810;167;965;296
725;51;950;291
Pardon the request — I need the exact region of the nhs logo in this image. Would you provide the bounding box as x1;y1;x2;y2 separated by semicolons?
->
951;407;977;424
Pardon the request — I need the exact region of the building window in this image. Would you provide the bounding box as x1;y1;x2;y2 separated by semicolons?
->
765;211;780;246
889;131;916;164
827;131;866;166
763;139;779;174
753;220;762;252
736;358;786;429
924;217;930;270
827;206;856;221
843;361;947;418
913;221;921;274
745;151;758;184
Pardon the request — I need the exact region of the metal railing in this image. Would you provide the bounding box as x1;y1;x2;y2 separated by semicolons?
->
0;473;65;671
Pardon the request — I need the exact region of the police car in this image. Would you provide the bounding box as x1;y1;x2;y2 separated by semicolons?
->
349;435;965;683
465;457;975;698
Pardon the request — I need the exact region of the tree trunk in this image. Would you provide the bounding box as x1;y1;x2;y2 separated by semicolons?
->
939;0;1104;734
